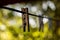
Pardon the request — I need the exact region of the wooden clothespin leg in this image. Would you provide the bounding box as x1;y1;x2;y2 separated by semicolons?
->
22;8;30;32
39;16;44;32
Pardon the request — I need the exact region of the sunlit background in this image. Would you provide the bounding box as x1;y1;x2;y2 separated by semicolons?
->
0;0;60;40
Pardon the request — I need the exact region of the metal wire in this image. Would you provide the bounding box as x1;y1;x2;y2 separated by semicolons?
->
0;6;59;21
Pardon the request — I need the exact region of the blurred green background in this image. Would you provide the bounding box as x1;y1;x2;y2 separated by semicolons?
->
0;0;60;40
